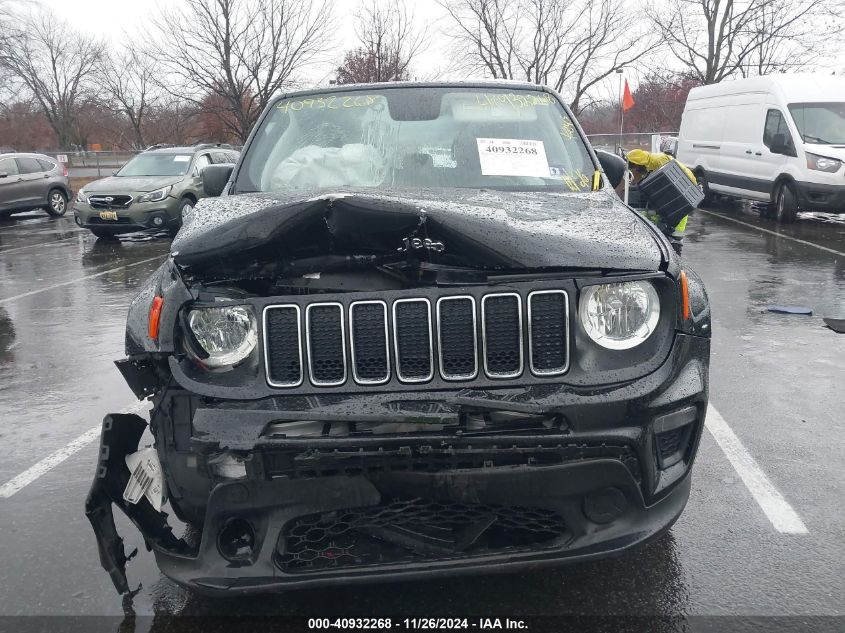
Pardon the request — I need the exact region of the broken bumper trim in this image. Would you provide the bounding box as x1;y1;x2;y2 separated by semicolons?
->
148;459;691;595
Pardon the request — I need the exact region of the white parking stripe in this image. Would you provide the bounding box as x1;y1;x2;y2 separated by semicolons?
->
0;255;164;305
706;404;808;534
0;401;149;499
698;209;845;258
0;234;77;255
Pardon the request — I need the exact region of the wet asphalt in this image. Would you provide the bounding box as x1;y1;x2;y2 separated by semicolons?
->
0;202;843;625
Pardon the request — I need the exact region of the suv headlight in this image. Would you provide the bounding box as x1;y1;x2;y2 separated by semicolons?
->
579;281;660;350
187;306;257;368
806;153;841;173
138;185;172;203
76;190;88;203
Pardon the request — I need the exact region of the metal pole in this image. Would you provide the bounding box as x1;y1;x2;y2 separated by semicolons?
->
617;70;623;153
96;152;100;177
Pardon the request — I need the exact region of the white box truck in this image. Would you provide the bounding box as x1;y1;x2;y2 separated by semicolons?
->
677;74;845;222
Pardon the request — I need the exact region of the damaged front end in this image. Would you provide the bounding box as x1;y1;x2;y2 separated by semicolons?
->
87;188;710;595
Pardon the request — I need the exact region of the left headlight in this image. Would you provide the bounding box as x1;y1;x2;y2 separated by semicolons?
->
806;152;842;173
138;185;172;203
76;189;88;203
187;306;257;368
579;281;660;350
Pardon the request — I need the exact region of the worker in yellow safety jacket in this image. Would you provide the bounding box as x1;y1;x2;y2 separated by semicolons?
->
626;149;697;255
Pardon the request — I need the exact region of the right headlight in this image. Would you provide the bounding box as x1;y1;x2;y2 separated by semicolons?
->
579;281;660;350
187;306;257;368
76;190;88;203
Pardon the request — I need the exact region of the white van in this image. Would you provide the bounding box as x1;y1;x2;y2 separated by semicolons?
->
677;74;845;222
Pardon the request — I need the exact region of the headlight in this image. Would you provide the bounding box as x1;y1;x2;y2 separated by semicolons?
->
806;153;841;173
579;281;660;350
187;306;257;368
138;185;172;203
76;190;88;203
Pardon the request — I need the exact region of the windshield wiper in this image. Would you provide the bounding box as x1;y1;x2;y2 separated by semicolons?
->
803;134;833;144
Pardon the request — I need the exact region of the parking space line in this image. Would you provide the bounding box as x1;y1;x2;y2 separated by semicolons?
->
698;209;845;257
706;404;808;534
0;234;77;255
0;400;149;499
0;255;165;305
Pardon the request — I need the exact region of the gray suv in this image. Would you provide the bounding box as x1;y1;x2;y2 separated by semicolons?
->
0;153;71;218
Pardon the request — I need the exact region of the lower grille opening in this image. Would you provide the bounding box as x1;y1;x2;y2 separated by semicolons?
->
655;422;694;469
278;498;567;573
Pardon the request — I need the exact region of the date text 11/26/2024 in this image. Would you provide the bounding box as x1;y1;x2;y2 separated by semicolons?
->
308;618;529;630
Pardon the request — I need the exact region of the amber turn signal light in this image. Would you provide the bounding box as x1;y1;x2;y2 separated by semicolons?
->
149;296;164;340
680;271;690;321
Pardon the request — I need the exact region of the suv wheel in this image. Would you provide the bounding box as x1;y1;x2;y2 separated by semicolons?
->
45;189;67;217
179;197;194;216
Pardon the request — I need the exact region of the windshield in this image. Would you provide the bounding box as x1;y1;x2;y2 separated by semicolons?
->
117;153;193;177
235;87;596;194
788;103;845;145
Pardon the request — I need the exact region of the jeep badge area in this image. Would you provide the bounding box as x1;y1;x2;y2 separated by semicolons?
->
85;83;711;595
73;144;239;238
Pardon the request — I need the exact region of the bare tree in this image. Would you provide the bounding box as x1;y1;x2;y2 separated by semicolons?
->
648;0;844;84
440;0;655;114
0;8;103;147
149;0;334;142
96;49;161;149
336;0;428;84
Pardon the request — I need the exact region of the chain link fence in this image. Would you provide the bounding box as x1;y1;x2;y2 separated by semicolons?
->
585;132;679;154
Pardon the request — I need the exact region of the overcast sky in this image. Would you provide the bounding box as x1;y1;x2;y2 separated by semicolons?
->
40;0;455;85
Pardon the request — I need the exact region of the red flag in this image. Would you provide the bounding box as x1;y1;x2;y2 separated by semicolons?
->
622;79;635;112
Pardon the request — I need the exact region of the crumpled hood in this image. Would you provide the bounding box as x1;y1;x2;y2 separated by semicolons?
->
83;175;184;194
171;187;664;271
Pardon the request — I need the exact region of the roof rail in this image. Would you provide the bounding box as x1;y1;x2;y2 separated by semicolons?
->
193;142;235;151
145;143;174;151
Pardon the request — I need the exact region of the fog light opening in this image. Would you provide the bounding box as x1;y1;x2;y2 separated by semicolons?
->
218;518;255;561
583;487;627;524
152;215;165;227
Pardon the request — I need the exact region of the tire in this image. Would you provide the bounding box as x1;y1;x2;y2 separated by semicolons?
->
774;182;799;223
45;189;68;217
695;170;713;207
170;197;193;236
91;229;118;239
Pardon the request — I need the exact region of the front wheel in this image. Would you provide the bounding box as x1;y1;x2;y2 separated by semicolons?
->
774;183;799;223
45;189;68;217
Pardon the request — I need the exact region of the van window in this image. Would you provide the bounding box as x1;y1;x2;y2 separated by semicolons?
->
763;110;794;151
788;102;845;145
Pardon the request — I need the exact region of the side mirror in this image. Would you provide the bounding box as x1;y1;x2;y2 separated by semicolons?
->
203;164;234;197
770;133;787;155
595;150;626;189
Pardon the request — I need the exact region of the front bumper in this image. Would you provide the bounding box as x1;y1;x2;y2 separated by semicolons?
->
73;198;181;233
89;333;709;595
794;181;845;212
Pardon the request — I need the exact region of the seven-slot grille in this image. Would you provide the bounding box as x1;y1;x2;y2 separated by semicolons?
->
263;290;569;388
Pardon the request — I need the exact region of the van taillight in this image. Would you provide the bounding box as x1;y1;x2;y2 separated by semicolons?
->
62;165;68;177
